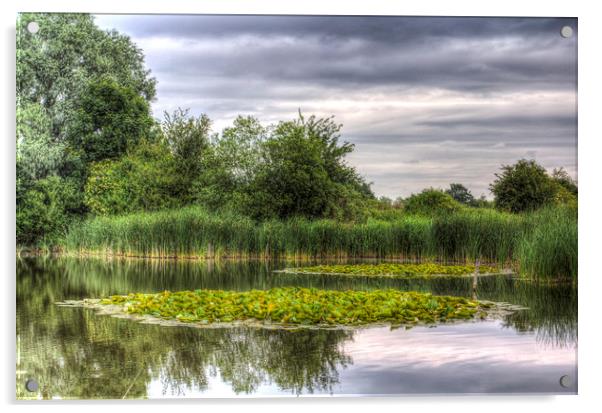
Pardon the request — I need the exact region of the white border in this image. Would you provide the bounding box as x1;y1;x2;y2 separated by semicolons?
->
2;1;601;412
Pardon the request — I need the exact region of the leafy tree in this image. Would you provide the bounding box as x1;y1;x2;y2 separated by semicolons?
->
68;77;155;164
403;189;462;216
17;176;82;245
17;13;155;140
84;141;180;216
551;168;578;196
16;102;63;182
550;168;577;210
194;116;266;210
16;13;157;245
446;183;476;206
489;159;557;213
246;113;372;220
162;108;212;202
16;101;66;220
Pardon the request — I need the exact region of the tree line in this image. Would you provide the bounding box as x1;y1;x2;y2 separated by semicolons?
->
16;13;577;246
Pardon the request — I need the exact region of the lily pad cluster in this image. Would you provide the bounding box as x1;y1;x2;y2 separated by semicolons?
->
100;287;492;326
285;263;499;278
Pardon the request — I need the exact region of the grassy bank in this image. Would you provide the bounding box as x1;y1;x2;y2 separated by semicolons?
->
61;205;576;281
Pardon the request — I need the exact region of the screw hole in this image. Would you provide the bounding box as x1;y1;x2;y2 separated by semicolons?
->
560;26;573;38
26;21;39;34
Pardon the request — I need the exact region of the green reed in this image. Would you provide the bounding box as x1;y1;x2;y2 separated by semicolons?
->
516;206;577;281
62;205;576;280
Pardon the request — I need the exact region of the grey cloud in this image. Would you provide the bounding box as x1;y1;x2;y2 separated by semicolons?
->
93;15;577;198
142;32;575;93
97;14;576;94
416;114;576;129
97;15;576;43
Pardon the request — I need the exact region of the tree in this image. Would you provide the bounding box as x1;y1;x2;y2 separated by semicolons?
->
84;141;180;216
551;168;578;196
194;116;266;210
489;159;557;213
17;13;155;141
162;108;212;202
245;113;372;220
16;176;82;245
403;188;461;216
16;101;66;215
67;77;155;164
215;115;267;183
16;102;64;182
446;183;476;206
16;13;157;245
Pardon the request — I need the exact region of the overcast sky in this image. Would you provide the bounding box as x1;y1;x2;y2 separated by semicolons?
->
94;15;577;199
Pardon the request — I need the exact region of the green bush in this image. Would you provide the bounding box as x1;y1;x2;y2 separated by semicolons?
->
403;189;462;216
84;141;180;216
17;176;82;246
490;159;557;213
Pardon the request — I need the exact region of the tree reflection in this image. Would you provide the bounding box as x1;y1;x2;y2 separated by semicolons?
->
16;256;576;398
17;258;352;398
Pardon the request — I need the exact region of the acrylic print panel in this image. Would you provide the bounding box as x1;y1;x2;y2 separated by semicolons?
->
16;13;577;399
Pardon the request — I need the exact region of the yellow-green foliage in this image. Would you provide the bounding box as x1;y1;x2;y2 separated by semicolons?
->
84;141;180;216
288;263;499;278
100;287;492;326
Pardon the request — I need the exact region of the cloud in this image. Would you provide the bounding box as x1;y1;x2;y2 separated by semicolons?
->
94;14;577;198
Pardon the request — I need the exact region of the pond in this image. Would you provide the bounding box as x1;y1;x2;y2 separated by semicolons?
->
16;257;577;398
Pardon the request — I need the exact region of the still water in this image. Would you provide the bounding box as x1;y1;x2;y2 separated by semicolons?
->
16;257;577;398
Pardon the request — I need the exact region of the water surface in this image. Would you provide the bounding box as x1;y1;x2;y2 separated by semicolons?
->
16;257;577;398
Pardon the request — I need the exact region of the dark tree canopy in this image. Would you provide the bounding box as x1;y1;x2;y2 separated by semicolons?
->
246;114;372;220
490;159;557;213
67;77;155;164
446;183;476;206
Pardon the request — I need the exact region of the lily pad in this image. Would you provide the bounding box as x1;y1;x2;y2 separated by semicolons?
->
277;263;507;279
57;287;520;329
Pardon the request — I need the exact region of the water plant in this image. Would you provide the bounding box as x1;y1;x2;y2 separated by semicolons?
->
517;206;577;281
61;205;577;281
98;287;493;326
283;263;500;278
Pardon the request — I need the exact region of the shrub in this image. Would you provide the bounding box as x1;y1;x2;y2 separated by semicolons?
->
84;141;180;216
403;189;462;216
490;159;557;213
17;176;82;245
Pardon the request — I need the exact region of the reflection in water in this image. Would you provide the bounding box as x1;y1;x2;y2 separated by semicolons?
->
16;257;577;398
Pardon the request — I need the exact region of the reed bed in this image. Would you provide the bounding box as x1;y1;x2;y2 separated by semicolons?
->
62;205;577;281
516;206;577;281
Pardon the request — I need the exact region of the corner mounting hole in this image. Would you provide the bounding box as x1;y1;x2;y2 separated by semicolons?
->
27;21;39;34
560;26;573;38
25;378;39;392
559;374;572;388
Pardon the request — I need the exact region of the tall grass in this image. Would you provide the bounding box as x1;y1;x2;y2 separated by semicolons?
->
62;205;577;280
517;206;577;281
